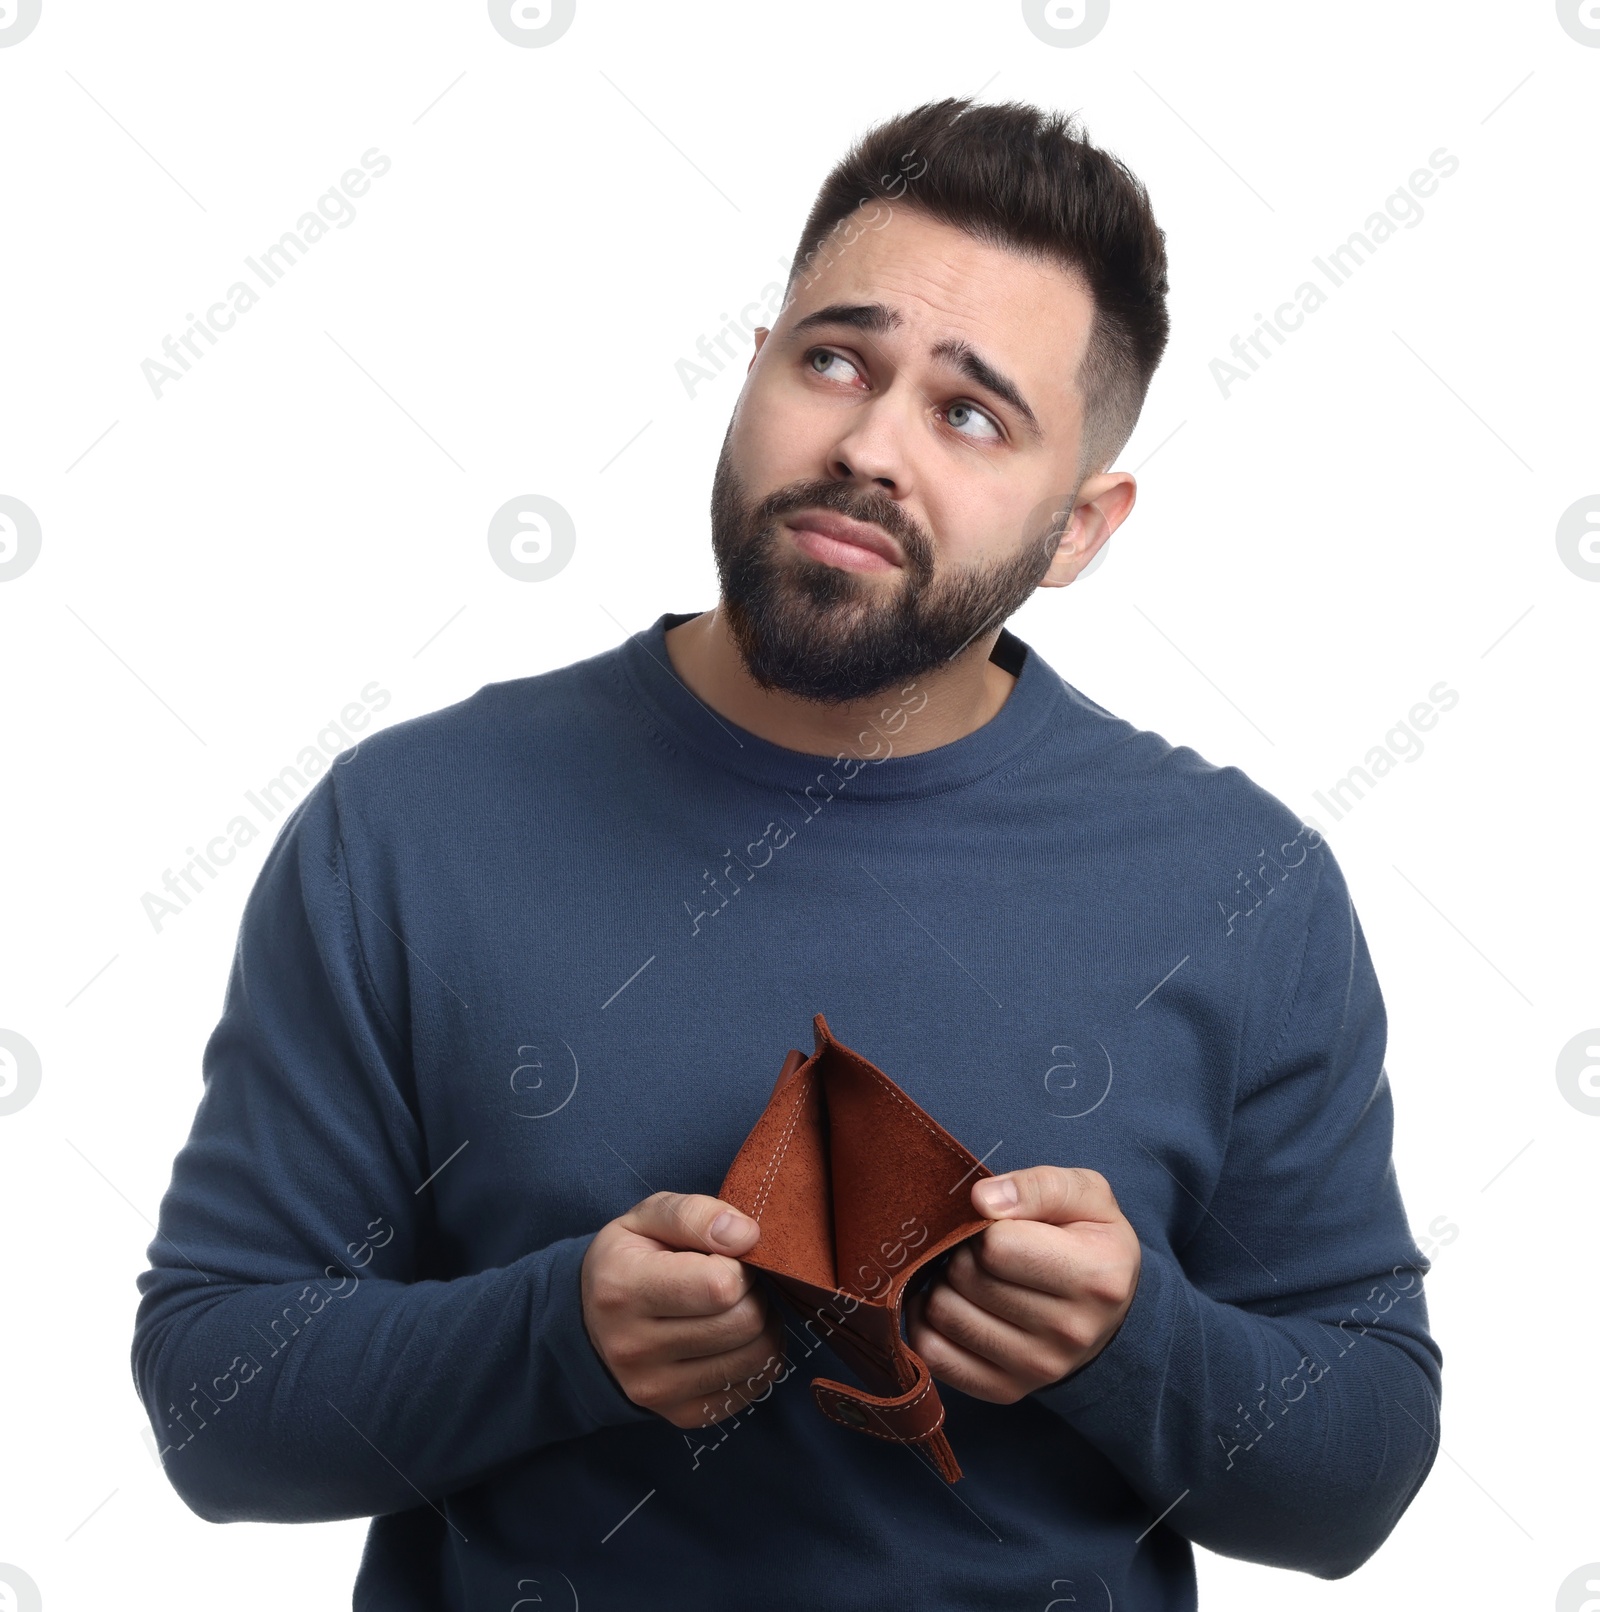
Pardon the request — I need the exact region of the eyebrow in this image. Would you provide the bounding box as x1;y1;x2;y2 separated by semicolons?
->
791;301;902;340
788;301;1044;444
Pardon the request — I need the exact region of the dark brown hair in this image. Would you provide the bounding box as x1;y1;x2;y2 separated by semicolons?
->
787;97;1170;482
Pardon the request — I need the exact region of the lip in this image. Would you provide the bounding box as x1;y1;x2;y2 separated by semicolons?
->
785;510;904;571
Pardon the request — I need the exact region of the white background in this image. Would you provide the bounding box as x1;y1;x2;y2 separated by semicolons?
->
1;2;1596;1607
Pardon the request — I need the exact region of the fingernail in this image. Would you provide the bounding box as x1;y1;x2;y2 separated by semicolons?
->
710;1210;749;1244
976;1178;1018;1211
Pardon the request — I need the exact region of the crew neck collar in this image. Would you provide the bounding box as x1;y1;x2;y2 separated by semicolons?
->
613;611;1064;803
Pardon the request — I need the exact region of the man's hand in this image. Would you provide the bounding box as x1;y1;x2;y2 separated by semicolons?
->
581;1190;787;1429
905;1166;1141;1404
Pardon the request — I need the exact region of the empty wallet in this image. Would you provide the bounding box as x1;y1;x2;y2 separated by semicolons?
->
718;1012;995;1483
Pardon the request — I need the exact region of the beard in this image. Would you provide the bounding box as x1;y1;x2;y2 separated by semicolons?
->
708;428;1068;705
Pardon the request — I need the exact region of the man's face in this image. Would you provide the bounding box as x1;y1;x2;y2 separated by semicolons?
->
710;201;1107;704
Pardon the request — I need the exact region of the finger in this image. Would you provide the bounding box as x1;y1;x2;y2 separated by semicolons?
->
905;1288;1024;1404
919;1271;1040;1367
669;1357;787;1428
620;1189;762;1255
972;1165;1120;1228
942;1240;1073;1329
662;1320;790;1417
620;1242;759;1318
642;1288;771;1362
966;1216;1134;1303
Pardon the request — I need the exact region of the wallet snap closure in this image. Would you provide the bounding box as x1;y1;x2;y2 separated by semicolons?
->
813;1375;964;1483
831;1399;868;1428
812;1353;947;1443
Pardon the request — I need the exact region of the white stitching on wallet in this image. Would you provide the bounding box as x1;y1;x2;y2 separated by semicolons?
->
747;1040;984;1239
750;1077;811;1223
817;1380;946;1443
844;1048;978;1175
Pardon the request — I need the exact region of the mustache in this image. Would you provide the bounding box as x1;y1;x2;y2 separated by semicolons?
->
752;480;931;568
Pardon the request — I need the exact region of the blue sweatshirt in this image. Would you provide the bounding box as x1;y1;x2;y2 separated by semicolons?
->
131;611;1442;1611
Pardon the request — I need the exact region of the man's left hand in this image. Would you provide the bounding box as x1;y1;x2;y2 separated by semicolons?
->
905;1166;1142;1403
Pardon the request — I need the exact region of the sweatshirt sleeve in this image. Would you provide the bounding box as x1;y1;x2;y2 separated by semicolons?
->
130;769;657;1526
1030;837;1443;1579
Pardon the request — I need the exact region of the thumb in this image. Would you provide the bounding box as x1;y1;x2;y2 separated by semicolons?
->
707;1203;761;1253
621;1189;761;1254
972;1165;1119;1226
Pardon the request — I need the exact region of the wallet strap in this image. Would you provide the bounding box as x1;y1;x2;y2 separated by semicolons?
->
810;1355;965;1483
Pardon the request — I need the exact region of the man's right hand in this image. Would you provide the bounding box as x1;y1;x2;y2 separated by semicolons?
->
580;1190;788;1429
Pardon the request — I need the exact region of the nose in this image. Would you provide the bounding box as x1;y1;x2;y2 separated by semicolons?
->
826;392;914;499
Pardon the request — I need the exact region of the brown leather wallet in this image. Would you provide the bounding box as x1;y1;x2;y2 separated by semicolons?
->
719;1012;995;1482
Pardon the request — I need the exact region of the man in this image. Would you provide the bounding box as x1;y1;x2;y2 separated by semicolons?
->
132;98;1441;1609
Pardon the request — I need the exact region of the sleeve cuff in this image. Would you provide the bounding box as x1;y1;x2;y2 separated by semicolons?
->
1029;1238;1187;1421
538;1232;661;1433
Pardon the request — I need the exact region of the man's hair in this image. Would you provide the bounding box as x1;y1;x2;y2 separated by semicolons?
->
786;97;1170;483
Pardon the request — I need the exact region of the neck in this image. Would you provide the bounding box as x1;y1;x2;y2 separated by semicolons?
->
662;606;1018;761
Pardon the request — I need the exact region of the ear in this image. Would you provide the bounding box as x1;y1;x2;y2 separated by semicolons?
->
748;326;770;373
1037;473;1136;588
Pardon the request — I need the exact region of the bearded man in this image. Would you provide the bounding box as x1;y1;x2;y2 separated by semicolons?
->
133;97;1441;1611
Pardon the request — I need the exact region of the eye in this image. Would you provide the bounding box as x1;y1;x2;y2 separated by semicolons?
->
944;401;1002;441
806;347;862;384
